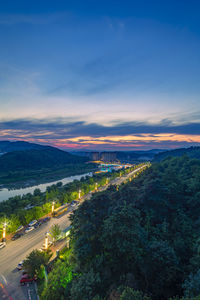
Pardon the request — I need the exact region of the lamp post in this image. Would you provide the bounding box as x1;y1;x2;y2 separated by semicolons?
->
78;189;81;200
2;222;6;241
45;233;49;250
106;178;109;185
52;201;55;214
129;177;132;182
95;182;98;191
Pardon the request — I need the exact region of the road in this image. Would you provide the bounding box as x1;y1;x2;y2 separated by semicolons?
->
0;165;147;300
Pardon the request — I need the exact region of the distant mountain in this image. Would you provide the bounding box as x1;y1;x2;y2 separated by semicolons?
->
116;150;165;162
0;142;94;185
71;149;165;163
154;146;200;162
0;148;88;172
0;141;47;153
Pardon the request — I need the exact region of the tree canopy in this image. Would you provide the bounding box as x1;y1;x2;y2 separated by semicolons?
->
41;156;200;299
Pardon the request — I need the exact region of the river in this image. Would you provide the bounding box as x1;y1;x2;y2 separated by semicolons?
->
0;172;92;203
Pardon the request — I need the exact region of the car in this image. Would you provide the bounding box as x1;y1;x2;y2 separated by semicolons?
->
11;232;23;240
28;220;37;227
42;217;51;223
34;221;42;228
0;242;6;249
17;260;24;270
25;226;34;234
20;275;36;285
15;225;24;232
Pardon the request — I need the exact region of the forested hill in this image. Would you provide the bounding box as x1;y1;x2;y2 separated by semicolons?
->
0;140;47;153
42;156;200;300
0;148;88;171
0;148;93;184
154;146;200;161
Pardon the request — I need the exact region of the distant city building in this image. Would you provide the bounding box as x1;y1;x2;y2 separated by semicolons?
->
90;152;100;161
83;151;117;162
100;152;117;162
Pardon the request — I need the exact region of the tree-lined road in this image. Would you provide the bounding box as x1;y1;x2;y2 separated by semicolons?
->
0;165;147;300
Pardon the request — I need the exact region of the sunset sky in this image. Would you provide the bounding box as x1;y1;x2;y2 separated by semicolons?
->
0;0;200;150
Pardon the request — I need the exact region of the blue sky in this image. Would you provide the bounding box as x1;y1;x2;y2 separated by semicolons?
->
0;0;200;150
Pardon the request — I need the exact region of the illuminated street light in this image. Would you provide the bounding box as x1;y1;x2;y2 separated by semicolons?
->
52;201;55;213
2;222;7;240
106;178;109;185
78;189;81;200
95;182;98;191
129;177;132;182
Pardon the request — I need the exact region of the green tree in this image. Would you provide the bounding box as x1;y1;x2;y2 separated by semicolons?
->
41;257;73;300
120;287;151;300
23;249;52;277
183;270;200;298
49;224;62;243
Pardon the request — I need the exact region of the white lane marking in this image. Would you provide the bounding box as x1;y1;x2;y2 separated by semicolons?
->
27;288;32;300
0;274;7;285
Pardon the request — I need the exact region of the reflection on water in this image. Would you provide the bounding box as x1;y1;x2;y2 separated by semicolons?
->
0;172;92;203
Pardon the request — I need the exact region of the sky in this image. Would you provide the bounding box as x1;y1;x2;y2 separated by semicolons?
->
0;0;200;150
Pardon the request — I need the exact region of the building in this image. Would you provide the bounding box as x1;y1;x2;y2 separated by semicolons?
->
100;152;117;162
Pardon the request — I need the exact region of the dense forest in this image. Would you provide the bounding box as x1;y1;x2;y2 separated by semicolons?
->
41;156;200;300
0;165;138;236
0;147;93;184
154;146;200;162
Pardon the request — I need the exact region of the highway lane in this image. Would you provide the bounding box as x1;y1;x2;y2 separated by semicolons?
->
0;210;72;300
0;165;147;300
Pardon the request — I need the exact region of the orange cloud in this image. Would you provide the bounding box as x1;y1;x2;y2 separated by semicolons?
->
66;133;200;144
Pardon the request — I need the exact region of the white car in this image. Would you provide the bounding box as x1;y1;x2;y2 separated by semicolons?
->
15;225;24;232
0;242;6;249
17;260;24;270
25;226;34;234
28;220;37;227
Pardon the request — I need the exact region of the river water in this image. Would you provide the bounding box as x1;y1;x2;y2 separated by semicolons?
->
0;172;92;203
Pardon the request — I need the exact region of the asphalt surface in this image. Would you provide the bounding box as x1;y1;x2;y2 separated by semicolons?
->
0;165;147;300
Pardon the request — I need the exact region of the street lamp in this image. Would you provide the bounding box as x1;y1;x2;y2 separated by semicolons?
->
52;201;55;213
2;222;7;240
78;189;81;200
129;177;132;182
106;178;109;185
95;182;98;191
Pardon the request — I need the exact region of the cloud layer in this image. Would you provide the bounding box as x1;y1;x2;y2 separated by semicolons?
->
0;118;200;150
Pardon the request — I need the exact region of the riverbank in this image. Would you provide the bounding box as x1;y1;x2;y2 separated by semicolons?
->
0;164;145;238
0;172;94;203
0;163;97;189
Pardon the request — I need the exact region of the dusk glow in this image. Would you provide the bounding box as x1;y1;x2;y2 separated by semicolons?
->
0;0;200;150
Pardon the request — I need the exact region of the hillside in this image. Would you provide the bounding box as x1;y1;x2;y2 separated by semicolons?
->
0;148;88;171
0;140;47;153
41;156;200;300
0;148;94;185
154;146;200;161
116;149;164;162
